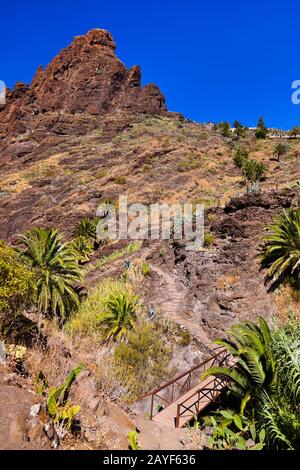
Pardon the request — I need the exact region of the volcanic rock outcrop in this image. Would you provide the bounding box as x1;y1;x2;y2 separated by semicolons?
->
0;29;167;140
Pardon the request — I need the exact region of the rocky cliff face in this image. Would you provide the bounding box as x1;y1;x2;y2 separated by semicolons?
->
0;29;167;139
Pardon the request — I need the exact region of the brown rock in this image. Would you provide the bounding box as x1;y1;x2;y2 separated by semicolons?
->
0;29;167;140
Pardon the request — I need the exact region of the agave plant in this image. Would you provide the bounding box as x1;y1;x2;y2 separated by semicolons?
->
98;292;138;341
260;208;300;290
201;317;274;413
18;227;83;322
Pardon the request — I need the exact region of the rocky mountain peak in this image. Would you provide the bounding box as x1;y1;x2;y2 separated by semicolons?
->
0;29;167;139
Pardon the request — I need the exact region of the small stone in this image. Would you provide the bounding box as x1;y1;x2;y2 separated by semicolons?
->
0;341;6;363
96;404;106;417
30;403;41;417
88;397;100;412
44;420;55;440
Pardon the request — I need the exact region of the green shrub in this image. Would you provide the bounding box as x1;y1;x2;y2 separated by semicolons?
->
47;364;83;436
177;328;191;346
85;241;142;274
242;159;267;183
114;321;172;396
0;241;36;334
65;279;132;340
204;232;215;247
202;318;300;449
215;122;231;137
114;176;127;185
203;410;265;450
233;148;249;168
141;262;151;277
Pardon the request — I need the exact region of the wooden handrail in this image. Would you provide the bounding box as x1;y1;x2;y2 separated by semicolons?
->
137;346;226;400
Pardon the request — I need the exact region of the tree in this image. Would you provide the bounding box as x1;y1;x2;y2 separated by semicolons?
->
260;208;300;290
273;143;289;162
255;117;268;139
258;320;300;450
98;292;138;341
202;319;300;450
201;318;274;414
217;122;231;138
70;236;94;263
18;227;83;322
233;121;247;138
0;240;36;333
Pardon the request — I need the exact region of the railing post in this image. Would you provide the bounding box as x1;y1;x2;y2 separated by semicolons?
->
150;393;154;420
175;404;181;428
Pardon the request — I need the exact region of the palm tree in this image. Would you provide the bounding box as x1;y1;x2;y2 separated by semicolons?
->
260;208;300;290
18;227;83;322
201;318;274;413
273;143;289;162
258;321;300;449
70;236;94;263
73;217;98;247
98;292;138;341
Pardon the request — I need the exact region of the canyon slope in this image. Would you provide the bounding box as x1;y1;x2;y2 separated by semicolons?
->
0;29;299;450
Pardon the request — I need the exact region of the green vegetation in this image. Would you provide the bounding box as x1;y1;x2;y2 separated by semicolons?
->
113;321;172;396
71;236;94;263
260;208;300;290
242;159;267;184
47;364;83;436
65;278;132;339
18;227;83;322
215;121;231;137
255;116;268;139
203;410;266;450
96;319;173;402
141;261;151;277
128;430;141;450
85;241;142;274
233;148;267;186
0;241;36;333
273;142;289;162
233;121;247;138
114;175;127;185
73;217;98;248
233;148;249;168
98;292;138;341
202;318;300;450
202;318;273;413
203;232;215;247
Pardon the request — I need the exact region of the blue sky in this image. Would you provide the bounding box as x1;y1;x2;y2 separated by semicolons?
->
1;0;300;129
